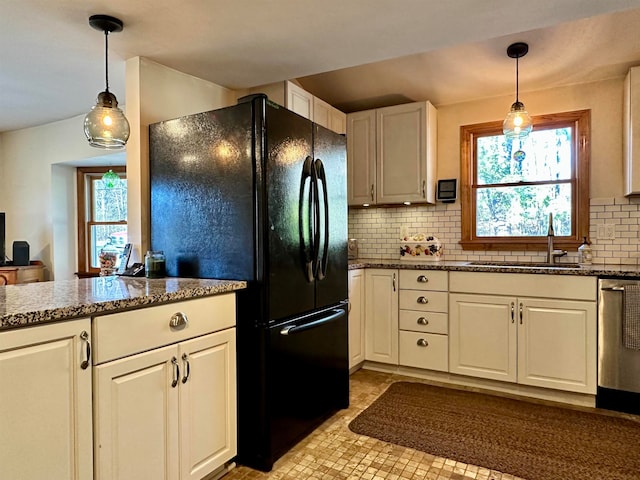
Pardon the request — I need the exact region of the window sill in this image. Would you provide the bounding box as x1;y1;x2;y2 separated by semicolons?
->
460;239;583;251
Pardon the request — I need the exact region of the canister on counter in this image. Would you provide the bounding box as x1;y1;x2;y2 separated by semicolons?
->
144;250;166;278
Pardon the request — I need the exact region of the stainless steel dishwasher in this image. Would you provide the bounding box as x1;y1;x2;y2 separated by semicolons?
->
597;277;640;415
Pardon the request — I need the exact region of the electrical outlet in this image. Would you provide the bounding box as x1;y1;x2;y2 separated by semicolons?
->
597;224;615;240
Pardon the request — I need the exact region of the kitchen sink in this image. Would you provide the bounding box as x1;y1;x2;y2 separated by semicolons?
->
466;261;582;269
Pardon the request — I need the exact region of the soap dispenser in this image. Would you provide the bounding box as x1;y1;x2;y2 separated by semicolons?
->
578;237;592;266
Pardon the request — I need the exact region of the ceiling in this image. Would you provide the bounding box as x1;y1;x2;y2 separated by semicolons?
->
3;0;640;133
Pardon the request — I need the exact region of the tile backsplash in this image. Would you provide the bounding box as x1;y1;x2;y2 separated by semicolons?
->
348;197;640;265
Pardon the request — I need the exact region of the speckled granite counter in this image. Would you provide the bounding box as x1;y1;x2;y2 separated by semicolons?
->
349;258;640;277
0;276;246;331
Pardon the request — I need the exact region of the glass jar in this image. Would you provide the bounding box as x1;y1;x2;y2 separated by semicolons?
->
578;237;593;266
144;250;166;278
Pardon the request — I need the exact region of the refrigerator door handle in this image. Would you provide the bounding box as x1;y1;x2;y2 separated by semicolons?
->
280;308;346;335
299;156;315;282
315;158;329;280
311;158;321;279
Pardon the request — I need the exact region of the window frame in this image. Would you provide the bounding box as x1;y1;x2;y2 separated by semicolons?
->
76;166;127;274
460;109;590;251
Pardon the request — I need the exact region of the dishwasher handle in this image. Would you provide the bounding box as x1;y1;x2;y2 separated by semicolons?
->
601;286;625;291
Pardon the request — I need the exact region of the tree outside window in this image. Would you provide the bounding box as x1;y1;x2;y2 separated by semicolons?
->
460;110;590;251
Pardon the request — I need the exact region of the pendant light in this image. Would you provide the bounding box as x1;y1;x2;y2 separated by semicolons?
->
502;42;532;140
84;15;130;150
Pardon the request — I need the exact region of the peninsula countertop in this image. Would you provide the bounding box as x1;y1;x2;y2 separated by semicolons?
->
348;258;640;277
0;276;246;331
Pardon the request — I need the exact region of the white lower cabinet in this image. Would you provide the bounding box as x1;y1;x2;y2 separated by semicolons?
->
449;272;597;394
0;318;93;480
348;269;366;369
365;269;399;364
93;294;237;480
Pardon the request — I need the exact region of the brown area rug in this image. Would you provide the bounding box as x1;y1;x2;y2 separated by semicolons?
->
348;382;640;480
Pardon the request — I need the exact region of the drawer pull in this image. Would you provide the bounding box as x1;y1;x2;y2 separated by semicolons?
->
417;339;429;347
417;317;429;325
417;275;428;283
169;312;188;329
417;296;428;304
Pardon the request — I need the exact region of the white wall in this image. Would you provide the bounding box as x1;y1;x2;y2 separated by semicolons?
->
0;115;120;279
125;57;238;262
0;57;236;279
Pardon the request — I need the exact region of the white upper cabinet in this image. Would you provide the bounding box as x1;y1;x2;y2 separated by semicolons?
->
624;66;640;195
245;80;346;134
347;101;437;206
347;110;377;205
286;81;314;120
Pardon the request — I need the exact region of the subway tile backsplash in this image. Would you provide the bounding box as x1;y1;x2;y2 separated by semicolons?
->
348;197;640;265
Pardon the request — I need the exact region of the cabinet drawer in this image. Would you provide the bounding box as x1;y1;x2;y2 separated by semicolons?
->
399;310;448;334
399;270;447;291
93;294;236;364
399;290;448;313
399;331;448;372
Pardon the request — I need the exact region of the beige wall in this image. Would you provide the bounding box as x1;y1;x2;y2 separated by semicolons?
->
436;77;624;199
125;57;237;262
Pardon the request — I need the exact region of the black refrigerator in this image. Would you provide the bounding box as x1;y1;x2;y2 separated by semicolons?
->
149;94;349;471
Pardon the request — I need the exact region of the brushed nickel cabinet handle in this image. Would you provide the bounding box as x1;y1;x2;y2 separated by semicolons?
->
417;296;428;304
171;357;180;388
422;180;426;198
519;303;523;324
181;353;190;384
371;184;374;202
511;302;515;323
417;317;429;325
417;339;429;347
393;273;396;292
417;275;428;283
80;331;91;370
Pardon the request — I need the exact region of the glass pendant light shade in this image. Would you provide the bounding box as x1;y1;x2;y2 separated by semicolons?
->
84;91;130;149
503;100;533;139
503;42;532;141
85;15;129;150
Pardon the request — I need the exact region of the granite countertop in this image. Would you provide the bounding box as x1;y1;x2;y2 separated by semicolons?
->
0;276;246;331
349;258;640;277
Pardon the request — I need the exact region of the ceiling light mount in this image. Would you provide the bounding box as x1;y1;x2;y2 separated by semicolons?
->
84;14;130;150
503;42;533;141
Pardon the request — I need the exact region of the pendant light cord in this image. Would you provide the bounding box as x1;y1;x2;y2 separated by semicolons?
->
104;30;110;93
515;55;519;103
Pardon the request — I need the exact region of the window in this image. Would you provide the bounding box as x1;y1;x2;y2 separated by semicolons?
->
460;110;590;250
77;167;127;273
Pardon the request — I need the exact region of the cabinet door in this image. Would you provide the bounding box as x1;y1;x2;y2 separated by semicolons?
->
329;108;347;135
94;344;180;480
519;298;596;394
365;269;399;364
286;81;313;119
179;328;237;480
376;101;436;204
348;269;366;369
347;110;376;205
313;96;331;129
0;319;93;480
449;294;517;382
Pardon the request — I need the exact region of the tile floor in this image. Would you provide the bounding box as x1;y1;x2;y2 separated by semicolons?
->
223;369;524;480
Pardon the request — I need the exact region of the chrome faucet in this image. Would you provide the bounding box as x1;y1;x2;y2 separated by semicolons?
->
546;213;567;264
